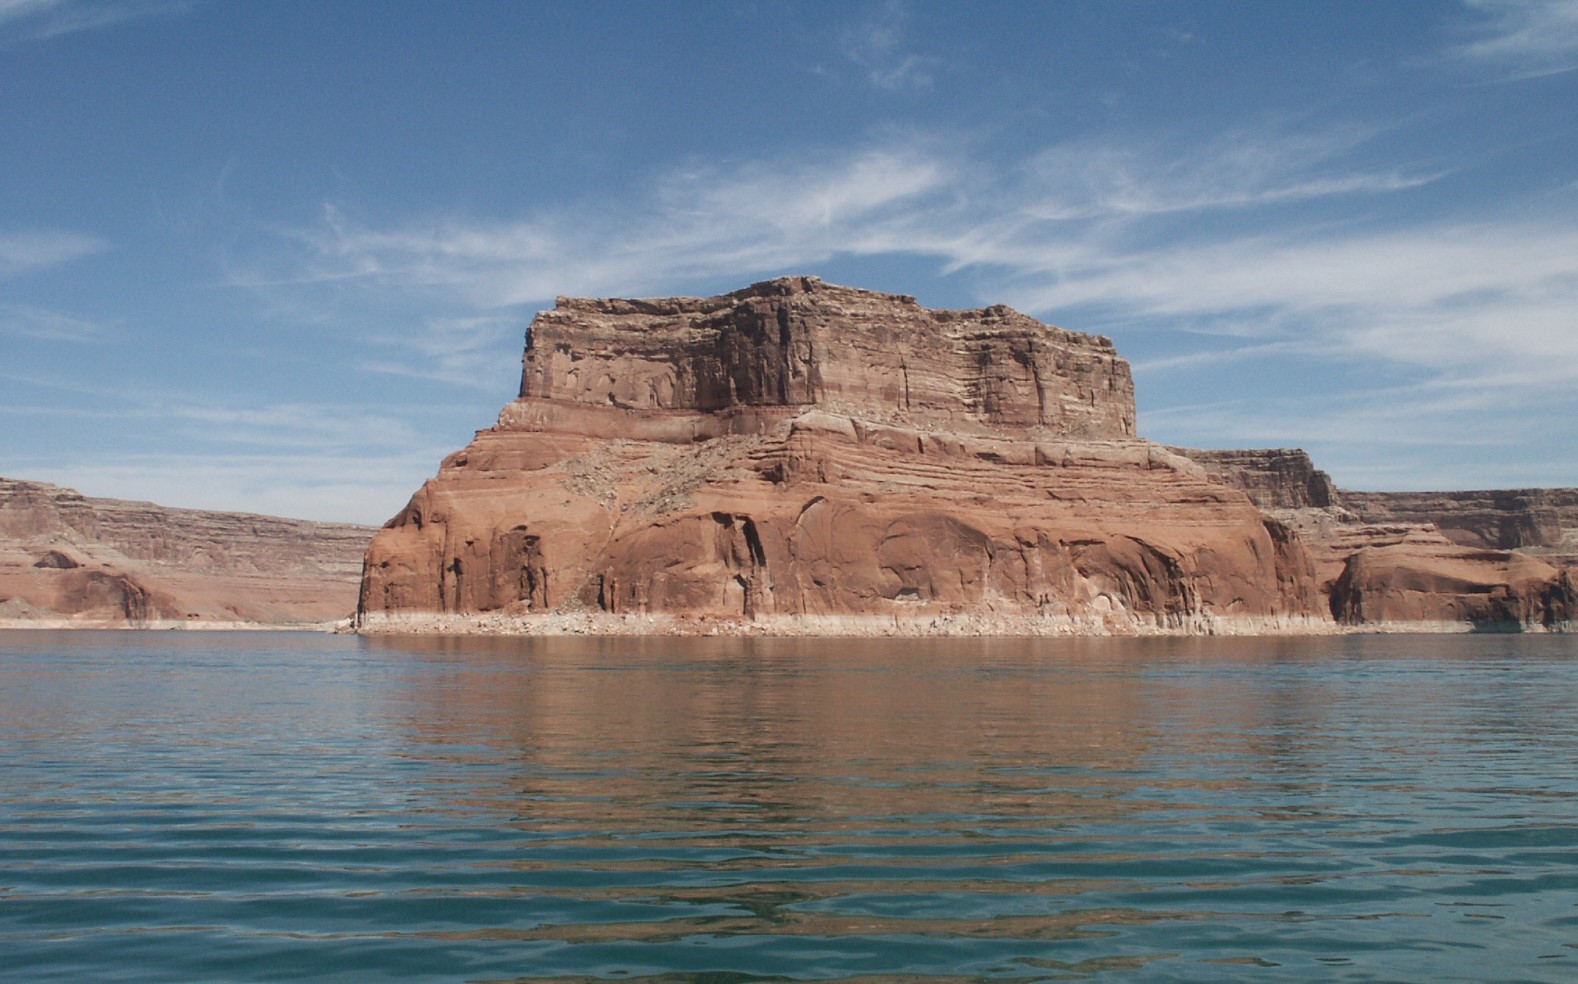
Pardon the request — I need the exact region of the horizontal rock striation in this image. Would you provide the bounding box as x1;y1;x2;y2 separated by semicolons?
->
1172;448;1339;510
360;278;1322;634
522;277;1137;438
1342;489;1578;558
1170;450;1576;631
0;477;374;625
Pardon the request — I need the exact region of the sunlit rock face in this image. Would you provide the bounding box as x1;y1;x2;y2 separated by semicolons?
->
1168;451;1577;632
359;277;1324;632
0;478;372;625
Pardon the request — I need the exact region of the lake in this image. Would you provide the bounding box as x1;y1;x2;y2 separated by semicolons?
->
2;630;1576;982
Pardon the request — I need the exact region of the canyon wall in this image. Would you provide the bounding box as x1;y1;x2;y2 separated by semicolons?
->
0;478;373;625
1170;452;1577;631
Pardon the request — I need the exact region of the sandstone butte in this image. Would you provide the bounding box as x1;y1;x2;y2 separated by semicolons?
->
0;477;372;628
355;276;1575;636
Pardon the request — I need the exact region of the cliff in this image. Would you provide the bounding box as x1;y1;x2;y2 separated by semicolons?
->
359;277;1326;635
1169;451;1577;631
1175;448;1339;510
0;478;374;625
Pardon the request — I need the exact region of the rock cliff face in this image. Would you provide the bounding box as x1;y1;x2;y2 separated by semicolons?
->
0;478;373;625
360;277;1324;633
1341;489;1578;558
1169;451;1577;631
1176;449;1339;510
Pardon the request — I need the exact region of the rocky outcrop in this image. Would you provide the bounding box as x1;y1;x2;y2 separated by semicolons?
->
360;277;1325;634
1330;544;1574;630
0;478;374;625
1169;449;1576;631
1341;489;1578;562
1173;448;1339;510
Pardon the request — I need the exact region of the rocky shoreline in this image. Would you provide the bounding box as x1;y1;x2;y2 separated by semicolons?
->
350;611;1576;639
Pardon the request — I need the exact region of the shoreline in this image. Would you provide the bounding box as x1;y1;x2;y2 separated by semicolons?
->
347;611;1568;638
0;617;352;633
1;613;1568;636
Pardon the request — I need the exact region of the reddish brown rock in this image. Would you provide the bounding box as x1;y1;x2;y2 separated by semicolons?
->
1341;488;1578;564
1171;448;1576;630
1331;543;1574;630
1173;448;1338;510
0;477;374;625
360;278;1324;633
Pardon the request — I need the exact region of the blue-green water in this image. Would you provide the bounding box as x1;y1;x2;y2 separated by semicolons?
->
2;631;1576;982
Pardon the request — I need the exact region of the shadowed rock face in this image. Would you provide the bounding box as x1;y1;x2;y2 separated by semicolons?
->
0;478;374;624
361;278;1323;631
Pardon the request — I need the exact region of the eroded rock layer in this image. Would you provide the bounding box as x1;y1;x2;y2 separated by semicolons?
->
361;278;1323;633
1170;450;1577;631
0;478;374;625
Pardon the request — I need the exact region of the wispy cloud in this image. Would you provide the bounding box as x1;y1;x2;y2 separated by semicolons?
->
245;144;951;309
0;304;102;341
839;0;938;91
244;125;1578;475
1018;129;1442;220
358;314;524;390
0;370;426;452
1450;0;1578;78
0;228;105;277
0;0;191;43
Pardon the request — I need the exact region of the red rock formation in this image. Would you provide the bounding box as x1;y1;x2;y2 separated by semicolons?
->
0;478;373;625
360;278;1324;633
1330;543;1574;630
1174;448;1338;510
1170;449;1576;631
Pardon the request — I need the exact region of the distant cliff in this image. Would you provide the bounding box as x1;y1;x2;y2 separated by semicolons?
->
1167;452;1576;631
0;478;373;626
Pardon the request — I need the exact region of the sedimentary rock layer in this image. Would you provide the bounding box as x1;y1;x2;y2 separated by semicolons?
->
360;278;1323;633
0;477;373;625
1169;450;1576;630
1174;448;1339;511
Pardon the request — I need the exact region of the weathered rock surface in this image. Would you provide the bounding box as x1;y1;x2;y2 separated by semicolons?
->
360;277;1326;634
0;477;374;625
1330;544;1574;630
1171;450;1576;631
1342;489;1578;562
1175;448;1339;510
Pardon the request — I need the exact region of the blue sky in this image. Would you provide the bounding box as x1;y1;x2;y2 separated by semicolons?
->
3;0;1577;523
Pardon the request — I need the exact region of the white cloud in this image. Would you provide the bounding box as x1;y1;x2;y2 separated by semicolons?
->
0;229;105;277
7;450;441;524
839;0;938;91
0;0;191;43
0;304;102;341
243;126;1578;490
1451;0;1578;78
249;144;950;310
358;314;524;390
1019;130;1442;220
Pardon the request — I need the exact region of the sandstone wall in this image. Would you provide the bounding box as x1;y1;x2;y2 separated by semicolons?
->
521;277;1136;439
361;278;1320;633
1342;488;1578;556
0;477;373;624
1171;448;1339;510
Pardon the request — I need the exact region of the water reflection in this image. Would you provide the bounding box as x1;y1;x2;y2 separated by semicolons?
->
4;631;1577;982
